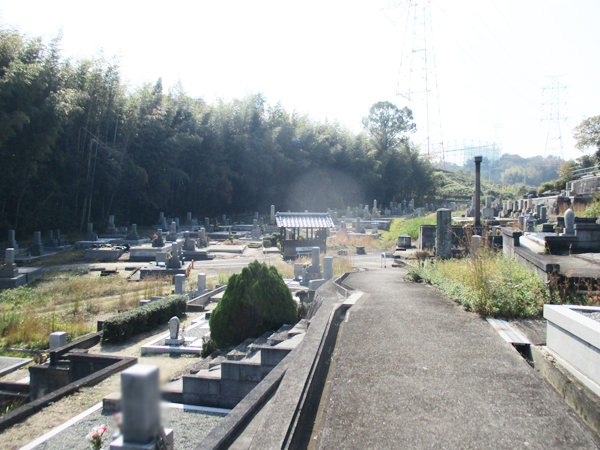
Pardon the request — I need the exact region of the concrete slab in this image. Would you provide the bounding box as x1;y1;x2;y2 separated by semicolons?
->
0;356;32;377
312;269;600;449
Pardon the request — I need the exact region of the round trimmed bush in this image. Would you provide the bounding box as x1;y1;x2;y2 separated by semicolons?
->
209;260;297;349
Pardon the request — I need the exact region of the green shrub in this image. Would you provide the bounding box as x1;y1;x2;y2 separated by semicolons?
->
209;260;297;349
406;252;552;318
101;295;187;343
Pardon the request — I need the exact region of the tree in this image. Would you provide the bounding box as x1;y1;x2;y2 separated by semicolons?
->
362;101;416;157
574;116;600;159
209;261;297;349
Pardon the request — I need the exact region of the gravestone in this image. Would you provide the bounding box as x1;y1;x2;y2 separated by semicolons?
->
199;227;207;247
107;215;117;234
205;217;210;231
397;235;411;248
0;249;18;277
355;217;365;234
526;217;536;232
294;263;303;280
85;223;98;242
197;273;206;292
187;212;192;224
323;256;334;281
174;274;186;296
183;231;196;251
170;221;177;235
31;231;44;256
49;331;67;350
7;230;18;250
165;317;185;345
166;249;182;269
333;211;338;221
270;205;275;225
471;235;482;255
44;230;57;248
535;203;542;218
435;209;452;259
126;224;139;241
152;229;165;247
540;205;547;222
561;208;575;235
110;364;173;449
175;218;180;231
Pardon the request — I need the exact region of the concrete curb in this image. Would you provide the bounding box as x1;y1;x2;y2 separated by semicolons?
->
531;344;600;439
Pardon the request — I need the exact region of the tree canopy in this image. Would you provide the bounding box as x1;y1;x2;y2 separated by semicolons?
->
574;116;600;159
0;28;438;238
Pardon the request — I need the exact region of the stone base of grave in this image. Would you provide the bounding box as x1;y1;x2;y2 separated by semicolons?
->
110;428;173;450
75;239;112;249
164;338;185;346
109;238;151;246
129;245;173;262
139;263;190;280
0;264;18;278
83;247;125;261
0;267;43;289
165;235;179;242
182;250;214;260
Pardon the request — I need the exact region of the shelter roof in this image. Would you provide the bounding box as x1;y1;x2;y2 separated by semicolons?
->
275;212;335;229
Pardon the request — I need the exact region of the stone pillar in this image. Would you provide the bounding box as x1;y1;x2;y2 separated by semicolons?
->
270;205;275;225
474;156;482;228
5;248;15;266
205;217;210;230
170;221;177;235
159;212;164;223
108;215;115;227
312;247;321;273
485;196;492;208
31;231;44;256
562;208;575;235
197;273;206;292
49;331;67;350
187;212;192;222
8;230;18;250
174;274;186;296
111;365;172;449
471;235;482;255
294;263;303;280
540;206;547;222
435;208;452;259
175;218;180;231
323;256;334;280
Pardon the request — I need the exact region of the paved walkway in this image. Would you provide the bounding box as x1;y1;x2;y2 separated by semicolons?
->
313;268;600;449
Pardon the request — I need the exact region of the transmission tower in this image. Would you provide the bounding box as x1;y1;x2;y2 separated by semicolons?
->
383;0;445;165
541;76;567;159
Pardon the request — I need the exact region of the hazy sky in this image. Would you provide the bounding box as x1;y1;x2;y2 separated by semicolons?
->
1;0;598;163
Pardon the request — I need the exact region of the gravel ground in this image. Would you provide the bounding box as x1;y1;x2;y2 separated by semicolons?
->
578;310;600;323
30;404;226;450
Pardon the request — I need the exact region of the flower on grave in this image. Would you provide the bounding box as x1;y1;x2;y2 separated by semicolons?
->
86;424;107;450
113;412;122;429
153;234;157;240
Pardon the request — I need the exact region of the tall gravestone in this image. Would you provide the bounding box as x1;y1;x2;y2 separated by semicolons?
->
270;205;275;225
31;231;44;256
174;274;186;295
110;364;173;449
323;256;334;281
562;208;575;235
7;230;18;250
435;209;452;259
152;229;164;247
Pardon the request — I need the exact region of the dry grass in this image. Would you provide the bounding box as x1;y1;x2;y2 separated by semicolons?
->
328;229;379;253
0;271;170;349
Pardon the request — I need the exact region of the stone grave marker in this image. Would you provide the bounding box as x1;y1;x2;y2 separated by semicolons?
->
562;208;575;235
31;231;44;256
7;230;18;250
49;331;67;350
323;256;333;280
1;248;18;277
110;364;173;449
435;209;452;259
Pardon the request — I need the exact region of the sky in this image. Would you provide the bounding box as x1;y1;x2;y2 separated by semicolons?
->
1;0;599;163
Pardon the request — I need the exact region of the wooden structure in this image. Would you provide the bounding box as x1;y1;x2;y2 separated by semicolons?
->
276;212;335;259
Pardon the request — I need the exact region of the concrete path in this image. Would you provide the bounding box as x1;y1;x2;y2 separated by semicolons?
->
313;268;599;449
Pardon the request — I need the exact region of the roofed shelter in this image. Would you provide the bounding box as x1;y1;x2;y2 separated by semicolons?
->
276;212;335;259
